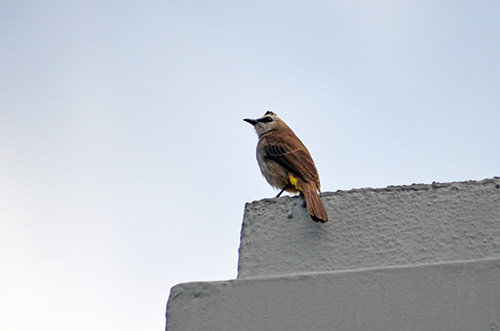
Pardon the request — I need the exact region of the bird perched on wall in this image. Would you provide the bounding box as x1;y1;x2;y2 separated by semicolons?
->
244;111;328;223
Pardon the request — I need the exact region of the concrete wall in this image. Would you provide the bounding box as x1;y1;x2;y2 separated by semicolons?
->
166;178;500;331
167;258;500;331
238;178;500;278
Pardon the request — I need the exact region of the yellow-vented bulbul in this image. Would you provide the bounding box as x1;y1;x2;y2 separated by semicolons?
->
244;111;328;223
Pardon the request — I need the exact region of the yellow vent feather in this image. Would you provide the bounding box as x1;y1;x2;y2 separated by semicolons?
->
289;174;302;191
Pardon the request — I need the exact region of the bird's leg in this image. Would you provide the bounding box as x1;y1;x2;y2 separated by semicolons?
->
276;186;288;198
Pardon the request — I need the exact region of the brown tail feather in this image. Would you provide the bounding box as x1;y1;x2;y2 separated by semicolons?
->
302;183;328;223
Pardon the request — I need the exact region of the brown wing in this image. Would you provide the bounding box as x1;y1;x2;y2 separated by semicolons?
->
262;132;319;184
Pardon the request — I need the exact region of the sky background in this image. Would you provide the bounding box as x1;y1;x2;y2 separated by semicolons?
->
1;1;499;330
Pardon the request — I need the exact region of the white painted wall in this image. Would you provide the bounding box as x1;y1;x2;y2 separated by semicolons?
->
166;178;500;331
238;178;500;278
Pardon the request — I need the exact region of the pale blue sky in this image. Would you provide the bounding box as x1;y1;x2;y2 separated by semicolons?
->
1;1;499;330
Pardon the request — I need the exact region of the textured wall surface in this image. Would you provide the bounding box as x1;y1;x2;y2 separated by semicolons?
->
166;258;500;331
166;178;500;330
238;178;500;278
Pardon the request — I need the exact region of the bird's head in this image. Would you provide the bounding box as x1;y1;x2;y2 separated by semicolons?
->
244;111;283;137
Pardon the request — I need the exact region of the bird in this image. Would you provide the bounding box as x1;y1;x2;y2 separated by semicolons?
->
244;111;328;223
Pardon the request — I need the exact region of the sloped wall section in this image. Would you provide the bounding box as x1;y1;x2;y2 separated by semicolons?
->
167;258;500;331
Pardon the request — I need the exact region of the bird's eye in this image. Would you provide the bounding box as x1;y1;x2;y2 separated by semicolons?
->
259;116;273;123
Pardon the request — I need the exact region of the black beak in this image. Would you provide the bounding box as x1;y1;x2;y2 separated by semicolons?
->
243;118;258;126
